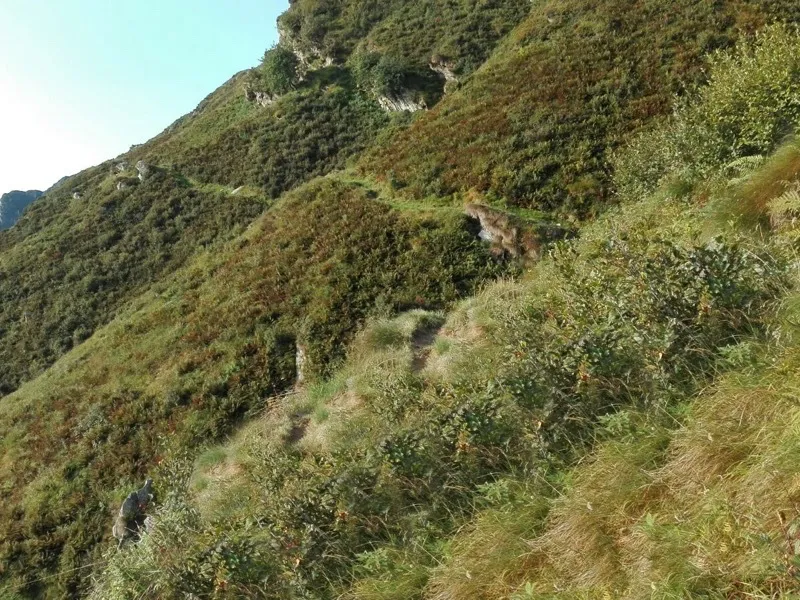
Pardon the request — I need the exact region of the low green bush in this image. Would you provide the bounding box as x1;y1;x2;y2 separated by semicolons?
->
615;24;800;199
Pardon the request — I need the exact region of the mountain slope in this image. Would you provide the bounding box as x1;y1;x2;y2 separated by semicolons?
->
0;1;531;400
361;0;800;214
0;190;43;230
0;176;507;598
2;2;800;599
89;21;800;600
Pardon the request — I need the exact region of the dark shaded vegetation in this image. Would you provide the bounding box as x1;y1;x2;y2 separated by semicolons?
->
0;167;268;395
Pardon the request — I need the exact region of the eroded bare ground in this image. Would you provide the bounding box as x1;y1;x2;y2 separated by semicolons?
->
286;414;310;444
411;322;444;373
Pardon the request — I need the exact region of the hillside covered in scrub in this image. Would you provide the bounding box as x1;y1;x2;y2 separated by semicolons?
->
5;1;800;599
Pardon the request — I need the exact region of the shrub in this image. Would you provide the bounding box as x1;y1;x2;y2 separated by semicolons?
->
259;44;300;95
351;51;408;97
615;24;800;199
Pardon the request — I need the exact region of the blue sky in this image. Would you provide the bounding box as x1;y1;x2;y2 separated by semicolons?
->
0;0;287;193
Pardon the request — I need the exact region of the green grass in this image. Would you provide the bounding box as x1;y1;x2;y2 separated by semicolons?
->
0;176;506;598
278;0;529;74
6;2;800;598
85;176;789;598
361;0;800;215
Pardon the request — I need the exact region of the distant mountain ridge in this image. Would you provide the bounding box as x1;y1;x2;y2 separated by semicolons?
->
0;189;43;230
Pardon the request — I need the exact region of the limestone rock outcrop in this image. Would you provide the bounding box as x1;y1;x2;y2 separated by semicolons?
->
429;56;458;83
378;92;427;113
136;160;152;181
277;23;335;75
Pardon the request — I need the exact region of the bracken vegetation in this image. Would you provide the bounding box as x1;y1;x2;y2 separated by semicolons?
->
361;0;800;214
5;1;800;599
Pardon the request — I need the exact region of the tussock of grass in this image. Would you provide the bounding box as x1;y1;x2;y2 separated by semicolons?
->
426;481;550;600
466;340;800;598
725;139;800;228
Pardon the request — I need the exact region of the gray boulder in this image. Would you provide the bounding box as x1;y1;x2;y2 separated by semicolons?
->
136;160;152;182
112;479;155;544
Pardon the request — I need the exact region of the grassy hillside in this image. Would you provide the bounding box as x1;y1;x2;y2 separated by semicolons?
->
5;1;800;599
0;175;507;598
361;0;800;215
86;23;800;600
0;0;529;399
0;165;269;394
88;192;788;598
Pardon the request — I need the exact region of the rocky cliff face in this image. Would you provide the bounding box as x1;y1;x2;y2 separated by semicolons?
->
0;190;43;230
377;91;427;112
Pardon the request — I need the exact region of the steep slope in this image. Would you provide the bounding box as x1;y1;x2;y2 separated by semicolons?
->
0;176;507;598
87;179;788;599
0;164;269;395
3;1;800;599
0;1;530;400
361;0;800;214
87;23;800;600
0;190;42;230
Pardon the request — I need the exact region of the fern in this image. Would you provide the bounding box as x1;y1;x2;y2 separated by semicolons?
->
768;186;800;230
724;154;765;186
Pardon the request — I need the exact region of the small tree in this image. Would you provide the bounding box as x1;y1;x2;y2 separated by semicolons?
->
351;50;408;97
260;45;300;95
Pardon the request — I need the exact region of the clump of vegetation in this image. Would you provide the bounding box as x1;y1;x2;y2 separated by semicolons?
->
351;51;413;97
615;24;800;200
350;49;444;108
256;44;300;95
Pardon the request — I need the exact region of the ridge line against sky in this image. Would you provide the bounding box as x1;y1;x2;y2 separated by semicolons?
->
0;0;287;193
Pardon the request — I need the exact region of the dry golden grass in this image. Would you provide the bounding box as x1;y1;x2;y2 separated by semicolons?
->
728;141;800;228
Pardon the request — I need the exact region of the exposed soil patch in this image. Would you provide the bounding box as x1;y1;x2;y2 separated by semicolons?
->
286;414;310;444
411;322;444;373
